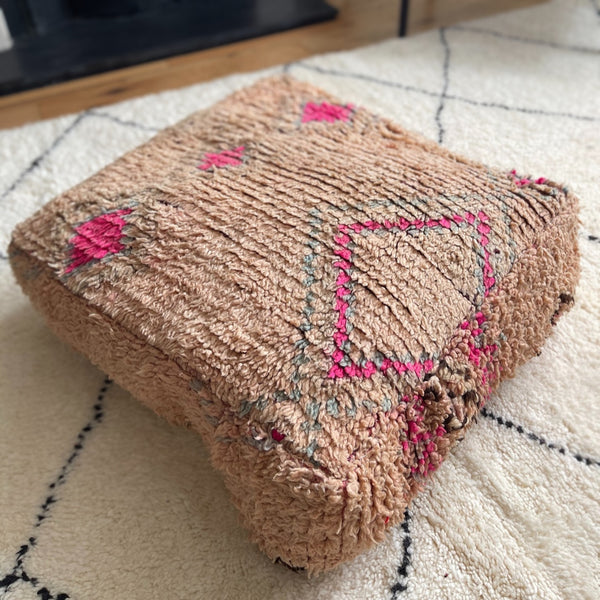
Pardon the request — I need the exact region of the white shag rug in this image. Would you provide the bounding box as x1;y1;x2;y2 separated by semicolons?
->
1;1;599;598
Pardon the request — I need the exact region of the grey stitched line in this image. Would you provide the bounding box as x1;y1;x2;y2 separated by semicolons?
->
446;94;599;121
580;229;600;244
290;62;600;122
0;109;161;210
291;61;441;98
481;407;600;468
0;376;111;599
0;112;87;205
451;24;600;55
88;110;162;133
390;509;413;598
435;28;451;144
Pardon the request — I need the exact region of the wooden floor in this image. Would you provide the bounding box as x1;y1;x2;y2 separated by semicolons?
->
0;0;544;130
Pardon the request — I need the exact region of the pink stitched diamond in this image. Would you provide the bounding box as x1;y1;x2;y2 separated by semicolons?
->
509;169;547;187
302;101;353;124
65;209;132;274
328;212;498;385
198;146;245;170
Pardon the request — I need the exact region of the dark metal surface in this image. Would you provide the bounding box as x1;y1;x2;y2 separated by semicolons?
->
399;0;409;37
0;0;337;95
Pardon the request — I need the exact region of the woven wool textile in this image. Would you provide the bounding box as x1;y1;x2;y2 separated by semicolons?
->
8;75;580;572
1;0;599;597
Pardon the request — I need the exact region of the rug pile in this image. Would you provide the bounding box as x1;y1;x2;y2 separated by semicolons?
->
1;0;598;598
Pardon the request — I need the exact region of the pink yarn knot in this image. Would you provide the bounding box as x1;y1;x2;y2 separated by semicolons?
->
271;429;286;442
361;361;377;378
198;146;245;170
509;169;547;187
65;208;132;274
302;101;353;123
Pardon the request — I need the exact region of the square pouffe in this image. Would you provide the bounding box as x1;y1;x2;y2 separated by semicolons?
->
8;75;580;573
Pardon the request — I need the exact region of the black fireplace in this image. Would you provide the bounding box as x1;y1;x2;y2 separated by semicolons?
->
0;0;337;95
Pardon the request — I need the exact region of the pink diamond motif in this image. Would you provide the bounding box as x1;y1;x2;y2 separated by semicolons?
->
328;211;498;385
65;209;132;274
302;101;353;124
198;146;245;170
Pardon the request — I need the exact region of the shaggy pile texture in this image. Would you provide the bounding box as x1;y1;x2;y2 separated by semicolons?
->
1;0;598;596
8;74;580;572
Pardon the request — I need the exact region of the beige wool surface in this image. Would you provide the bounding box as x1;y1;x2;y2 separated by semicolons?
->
1;0;599;597
7;73;582;573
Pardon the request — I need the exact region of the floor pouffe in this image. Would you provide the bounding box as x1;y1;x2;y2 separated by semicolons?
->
9;75;580;573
